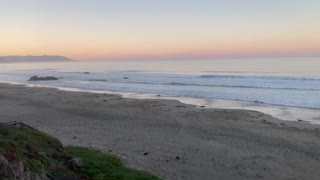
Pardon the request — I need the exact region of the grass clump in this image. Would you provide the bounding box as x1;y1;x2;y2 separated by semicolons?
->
65;146;161;180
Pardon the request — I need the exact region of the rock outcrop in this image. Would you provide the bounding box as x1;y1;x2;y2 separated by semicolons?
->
28;76;59;81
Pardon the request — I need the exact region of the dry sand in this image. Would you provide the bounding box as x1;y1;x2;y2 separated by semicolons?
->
0;83;320;180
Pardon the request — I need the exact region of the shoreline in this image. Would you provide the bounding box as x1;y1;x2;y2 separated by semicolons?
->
2;80;320;124
0;83;320;179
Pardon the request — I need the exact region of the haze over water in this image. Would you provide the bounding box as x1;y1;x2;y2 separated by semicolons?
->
1;1;320;118
1;58;320;76
1;57;319;110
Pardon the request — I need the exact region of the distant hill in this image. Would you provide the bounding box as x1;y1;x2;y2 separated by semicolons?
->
0;55;73;63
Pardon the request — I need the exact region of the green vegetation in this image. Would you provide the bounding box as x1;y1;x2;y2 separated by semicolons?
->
0;125;72;177
0;124;161;179
65;146;161;180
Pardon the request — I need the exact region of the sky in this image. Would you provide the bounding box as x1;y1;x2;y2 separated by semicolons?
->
0;0;320;61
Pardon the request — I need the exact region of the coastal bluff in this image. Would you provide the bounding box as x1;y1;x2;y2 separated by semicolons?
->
0;122;160;180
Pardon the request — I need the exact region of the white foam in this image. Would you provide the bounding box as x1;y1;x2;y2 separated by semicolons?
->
1;59;320;124
2;81;319;125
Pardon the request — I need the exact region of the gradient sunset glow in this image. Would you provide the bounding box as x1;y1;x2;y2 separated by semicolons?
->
1;0;320;61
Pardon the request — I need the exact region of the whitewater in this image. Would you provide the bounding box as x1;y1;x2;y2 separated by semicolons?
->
1;58;320;123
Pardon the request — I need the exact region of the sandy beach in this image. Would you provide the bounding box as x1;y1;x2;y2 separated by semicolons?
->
0;83;320;180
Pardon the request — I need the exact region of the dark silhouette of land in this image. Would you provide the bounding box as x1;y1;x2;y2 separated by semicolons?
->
0;55;73;63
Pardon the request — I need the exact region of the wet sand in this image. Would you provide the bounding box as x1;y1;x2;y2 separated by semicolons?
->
0;83;320;180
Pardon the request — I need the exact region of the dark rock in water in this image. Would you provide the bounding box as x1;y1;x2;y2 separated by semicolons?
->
297;119;309;124
83;72;90;74
123;77;129;79
175;156;180;160
157;95;161;97
198;106;206;108
28;75;59;81
254;100;264;104
143;152;149;156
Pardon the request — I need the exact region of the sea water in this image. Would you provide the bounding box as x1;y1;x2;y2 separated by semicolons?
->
1;58;320;123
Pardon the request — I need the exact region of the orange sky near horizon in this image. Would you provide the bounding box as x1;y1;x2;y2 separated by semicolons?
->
1;30;319;60
1;0;320;61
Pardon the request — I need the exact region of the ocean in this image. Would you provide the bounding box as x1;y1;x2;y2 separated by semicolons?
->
1;58;320;123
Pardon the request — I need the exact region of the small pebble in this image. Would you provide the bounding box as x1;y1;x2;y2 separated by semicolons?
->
175;156;180;160
144;152;149;156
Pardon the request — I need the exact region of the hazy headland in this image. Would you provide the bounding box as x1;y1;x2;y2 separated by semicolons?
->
0;55;73;63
